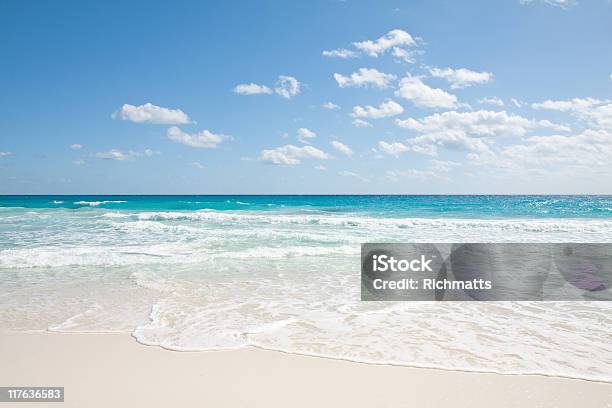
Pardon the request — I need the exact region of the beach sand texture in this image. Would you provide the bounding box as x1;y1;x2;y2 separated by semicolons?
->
1;330;611;408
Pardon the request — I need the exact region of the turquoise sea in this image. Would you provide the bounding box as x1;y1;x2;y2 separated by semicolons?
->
1;195;611;382
2;195;612;218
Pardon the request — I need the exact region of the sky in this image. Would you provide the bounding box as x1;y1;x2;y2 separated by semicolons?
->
0;0;611;194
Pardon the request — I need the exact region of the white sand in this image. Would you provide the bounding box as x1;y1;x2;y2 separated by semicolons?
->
1;330;610;408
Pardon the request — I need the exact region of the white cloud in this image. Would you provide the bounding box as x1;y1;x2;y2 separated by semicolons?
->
479;97;504;107
73;159;85;165
322;102;341;110
233;76;300;99
70;144;83;150
503;129;612;167
429;67;493;89
95;149;130;161
112;103;193;125
167;126;233;149
275;75;301;99
397;110;568;156
260;144;330;165
531;97;607;112
396;110;566;136
391;47;418;63
411;144;438;156
331;141;353;156
94;149;157;161
315;165;328;171
352;119;373;128
351;100;404;119
297;127;317;144
394;74;458;109
519;0;577;9
378;141;408;157
531;97;612;131
322;48;358;58
338;170;369;182
510;98;523;108
353;29;417;57
334;68;396;89
190;162;205;169
233;83;273;95
0;151;13;157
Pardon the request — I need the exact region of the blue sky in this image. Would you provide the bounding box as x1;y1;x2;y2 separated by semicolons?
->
0;0;611;194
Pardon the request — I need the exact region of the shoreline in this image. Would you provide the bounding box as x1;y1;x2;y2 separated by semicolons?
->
2;330;610;407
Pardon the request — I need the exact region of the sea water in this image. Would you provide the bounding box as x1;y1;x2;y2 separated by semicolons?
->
0;195;611;382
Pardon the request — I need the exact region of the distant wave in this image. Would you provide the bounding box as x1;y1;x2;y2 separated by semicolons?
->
74;200;127;206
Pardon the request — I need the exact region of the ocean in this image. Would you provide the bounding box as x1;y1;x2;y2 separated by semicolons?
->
1;195;611;382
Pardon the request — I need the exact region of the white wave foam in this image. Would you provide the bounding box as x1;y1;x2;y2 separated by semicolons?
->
0;244;358;268
132;282;612;382
74;200;127;206
122;210;612;234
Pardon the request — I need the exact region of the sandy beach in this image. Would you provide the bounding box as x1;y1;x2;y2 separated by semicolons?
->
1;330;610;408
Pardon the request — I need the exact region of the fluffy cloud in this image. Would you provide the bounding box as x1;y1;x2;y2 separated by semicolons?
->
391;47;418;63
531;97;612;130
233;83;273;95
70;144;83;150
397;110;568;156
396;110;566;137
95;149;131;161
315;165;328;171
429;67;493;89
502;129;612;167
353;29;416;57
394;74;458;109
94;148;159;161
167;126;233;149
331;141;353;156
322;102;340;110
0;151;12;157
275;76;301;99
531;97;608;112
412;131;492;155
297;127;317;144
334;68;396;88
322;49;358;58
352;119;373;128
378;141;408;157
112;103;193;125
479;97;504;107
351;100;404;119
233;75;300;99
260;144;330;165
190;162;205;169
